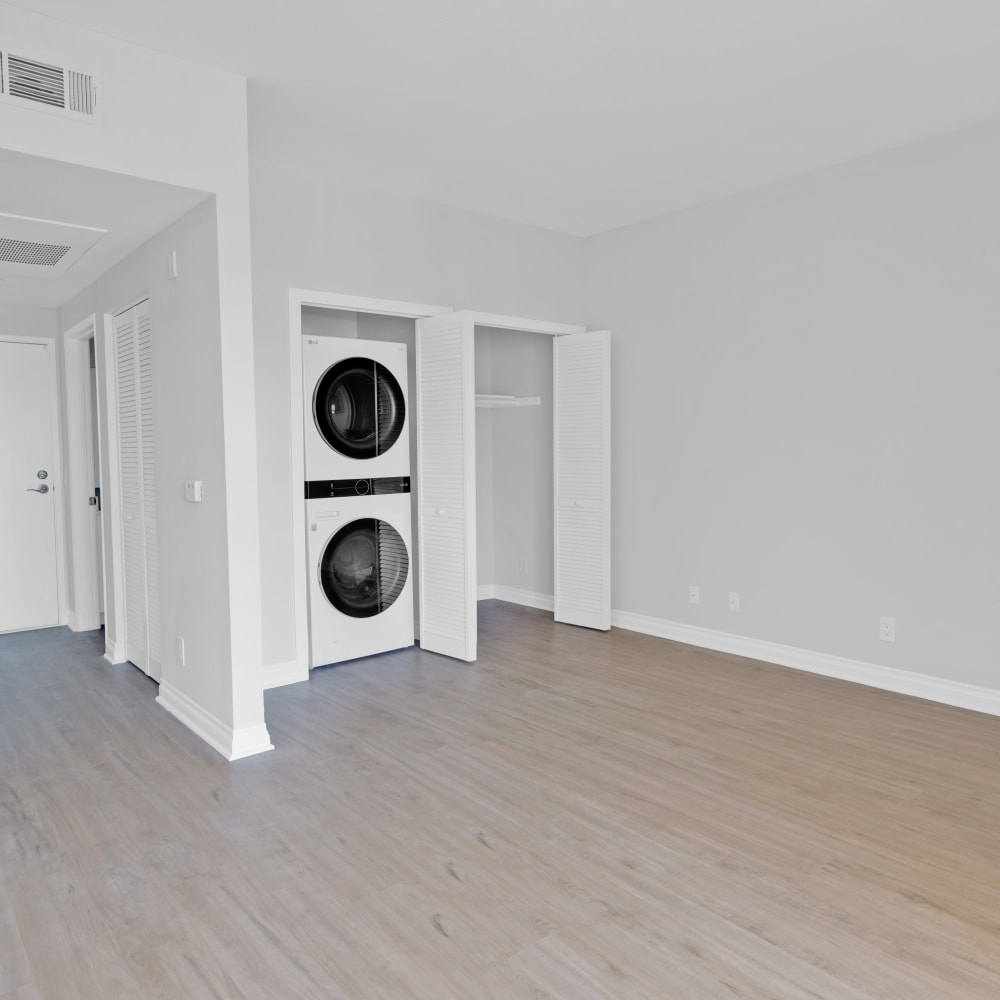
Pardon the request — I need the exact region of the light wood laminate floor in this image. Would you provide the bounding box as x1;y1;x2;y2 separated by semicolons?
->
2;602;999;999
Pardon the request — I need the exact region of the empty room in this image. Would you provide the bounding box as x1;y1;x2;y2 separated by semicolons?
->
1;1;998;997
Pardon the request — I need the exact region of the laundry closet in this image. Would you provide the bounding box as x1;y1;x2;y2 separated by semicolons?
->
297;303;610;673
300;307;421;668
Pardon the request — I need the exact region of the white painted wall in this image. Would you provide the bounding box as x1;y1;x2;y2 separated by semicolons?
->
58;198;247;721
585;118;1000;693
250;155;586;667
301;307;358;340
0;304;58;340
0;3;267;756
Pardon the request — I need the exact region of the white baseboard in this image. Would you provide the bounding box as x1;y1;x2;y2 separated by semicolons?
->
611;610;1000;718
263;659;307;690
228;723;277;761
104;637;127;664
157;680;274;760
492;586;555;613
477;584;495;601
68;613;101;633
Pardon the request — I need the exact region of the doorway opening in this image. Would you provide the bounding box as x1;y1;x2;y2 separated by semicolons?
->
63;315;105;634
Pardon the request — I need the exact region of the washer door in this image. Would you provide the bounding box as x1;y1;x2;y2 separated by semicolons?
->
319;518;409;618
313;358;405;459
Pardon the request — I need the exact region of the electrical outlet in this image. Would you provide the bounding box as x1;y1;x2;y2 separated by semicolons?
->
689;584;700;605
728;591;741;612
879;616;896;642
176;635;186;666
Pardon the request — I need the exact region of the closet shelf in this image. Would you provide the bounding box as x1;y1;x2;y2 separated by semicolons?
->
475;393;541;409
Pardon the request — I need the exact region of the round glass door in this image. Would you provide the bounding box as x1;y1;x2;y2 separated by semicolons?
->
313;358;405;459
319;518;408;618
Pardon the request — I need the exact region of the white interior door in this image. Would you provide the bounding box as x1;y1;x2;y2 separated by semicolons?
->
0;341;59;632
415;311;477;660
114;300;161;678
554;330;611;630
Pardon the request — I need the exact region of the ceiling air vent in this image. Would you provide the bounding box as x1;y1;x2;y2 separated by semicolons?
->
0;237;71;268
0;213;107;280
0;51;99;121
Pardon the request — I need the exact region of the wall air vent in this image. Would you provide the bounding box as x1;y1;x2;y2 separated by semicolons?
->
0;213;107;279
0;51;99;121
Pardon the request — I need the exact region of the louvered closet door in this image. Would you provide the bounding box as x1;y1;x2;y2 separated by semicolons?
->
554;330;611;630
415;312;477;661
114;300;161;678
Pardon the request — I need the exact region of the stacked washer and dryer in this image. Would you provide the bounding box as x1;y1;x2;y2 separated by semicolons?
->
303;337;415;667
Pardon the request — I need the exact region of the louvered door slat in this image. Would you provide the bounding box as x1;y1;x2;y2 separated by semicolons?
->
114;299;160;678
554;330;611;630
416;312;477;661
136;301;161;670
115;308;147;670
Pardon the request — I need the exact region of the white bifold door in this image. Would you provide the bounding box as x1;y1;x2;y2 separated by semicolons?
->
113;299;162;679
416;313;610;662
414;312;478;661
553;330;611;630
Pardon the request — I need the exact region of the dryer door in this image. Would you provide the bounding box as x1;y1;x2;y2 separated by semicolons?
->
313;358;406;459
319;518;409;617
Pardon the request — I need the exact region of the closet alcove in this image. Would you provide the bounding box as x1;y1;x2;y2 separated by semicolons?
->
474;326;553;612
287;295;609;681
415;311;610;663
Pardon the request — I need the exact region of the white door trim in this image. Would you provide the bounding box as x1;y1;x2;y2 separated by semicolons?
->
100;310;127;663
0;333;67;628
285;289;452;686
462;312;585;337
62;315;103;632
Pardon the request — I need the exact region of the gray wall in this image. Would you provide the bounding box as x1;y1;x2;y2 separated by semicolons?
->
585;118;1000;689
253;115;1000;698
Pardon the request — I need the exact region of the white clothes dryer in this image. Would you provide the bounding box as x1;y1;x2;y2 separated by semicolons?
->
305;476;414;667
302;337;410;480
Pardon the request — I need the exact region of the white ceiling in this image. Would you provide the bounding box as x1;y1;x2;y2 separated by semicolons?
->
9;0;1000;236
0;148;209;308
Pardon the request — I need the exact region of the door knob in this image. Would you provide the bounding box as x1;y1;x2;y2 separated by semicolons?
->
27;484;49;494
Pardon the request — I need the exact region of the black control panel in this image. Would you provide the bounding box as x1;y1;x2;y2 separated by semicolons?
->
305;476;411;499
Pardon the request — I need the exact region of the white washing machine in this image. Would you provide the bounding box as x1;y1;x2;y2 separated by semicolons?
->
302;336;409;480
305;478;414;667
